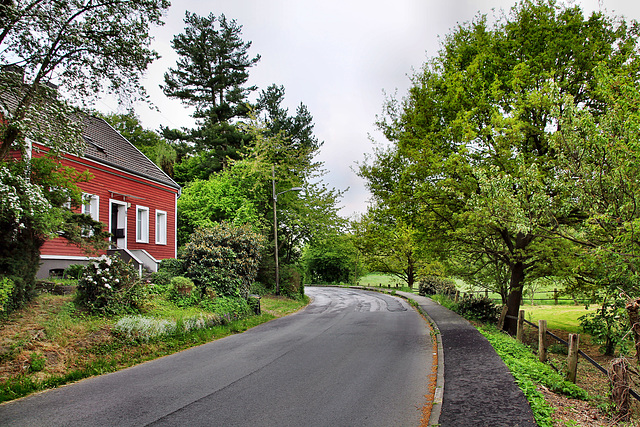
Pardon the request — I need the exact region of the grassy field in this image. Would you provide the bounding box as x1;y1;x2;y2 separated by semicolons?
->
357;273;415;292
519;305;596;333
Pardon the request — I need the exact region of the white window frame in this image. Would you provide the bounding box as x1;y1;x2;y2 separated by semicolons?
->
81;193;100;236
82;193;100;221
155;210;167;245
136;205;149;243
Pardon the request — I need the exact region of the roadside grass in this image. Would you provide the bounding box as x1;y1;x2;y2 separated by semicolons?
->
478;325;589;427
0;292;308;403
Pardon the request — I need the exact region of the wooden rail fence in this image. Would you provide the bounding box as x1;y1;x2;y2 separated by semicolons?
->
506;310;640;402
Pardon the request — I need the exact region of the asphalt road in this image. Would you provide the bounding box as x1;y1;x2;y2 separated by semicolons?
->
0;287;432;427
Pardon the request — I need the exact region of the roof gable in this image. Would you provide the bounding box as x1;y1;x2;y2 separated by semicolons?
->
82;116;180;190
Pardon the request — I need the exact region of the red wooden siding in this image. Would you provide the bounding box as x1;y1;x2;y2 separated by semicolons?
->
37;145;179;260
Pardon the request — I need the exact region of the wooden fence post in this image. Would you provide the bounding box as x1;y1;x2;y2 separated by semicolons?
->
554;288;558;305
538;320;548;363
455;291;459;303
567;333;580;383
485;289;489;298
497;305;508;330
516;310;525;343
610;357;631;422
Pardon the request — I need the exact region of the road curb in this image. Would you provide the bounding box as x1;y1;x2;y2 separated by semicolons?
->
348;286;444;426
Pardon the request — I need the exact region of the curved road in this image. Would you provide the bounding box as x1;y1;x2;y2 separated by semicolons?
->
0;287;432;427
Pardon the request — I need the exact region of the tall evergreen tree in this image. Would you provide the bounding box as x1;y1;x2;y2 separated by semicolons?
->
163;12;260;178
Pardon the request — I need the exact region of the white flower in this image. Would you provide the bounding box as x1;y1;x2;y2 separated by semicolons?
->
104;283;112;289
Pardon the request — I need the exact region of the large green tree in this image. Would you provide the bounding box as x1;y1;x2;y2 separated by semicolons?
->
352;207;422;289
0;0;169;312
553;66;640;297
162;11;260;179
361;0;640;334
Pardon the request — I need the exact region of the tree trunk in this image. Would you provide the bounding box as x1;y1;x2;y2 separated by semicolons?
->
503;261;525;335
406;253;415;289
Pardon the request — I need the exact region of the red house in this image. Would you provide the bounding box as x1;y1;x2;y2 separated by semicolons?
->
34;115;181;278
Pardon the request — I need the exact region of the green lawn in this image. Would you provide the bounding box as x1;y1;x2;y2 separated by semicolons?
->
357;273;415;292
518;305;596;333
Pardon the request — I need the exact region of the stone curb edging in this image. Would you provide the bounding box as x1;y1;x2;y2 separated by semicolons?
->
348;286;444;427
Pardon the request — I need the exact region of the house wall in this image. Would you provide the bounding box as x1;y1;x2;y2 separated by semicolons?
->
36;146;179;277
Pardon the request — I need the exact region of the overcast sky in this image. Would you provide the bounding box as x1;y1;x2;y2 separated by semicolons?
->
95;0;640;218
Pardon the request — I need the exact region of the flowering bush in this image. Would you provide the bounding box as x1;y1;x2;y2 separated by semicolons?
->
76;254;147;315
181;223;264;298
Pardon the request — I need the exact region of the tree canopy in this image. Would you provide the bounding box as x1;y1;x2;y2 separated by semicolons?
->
360;0;640;334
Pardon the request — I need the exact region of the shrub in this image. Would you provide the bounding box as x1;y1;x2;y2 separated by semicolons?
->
167;276;200;307
456;296;499;323
249;282;268;296
181;223;264;298
148;270;173;295
158;258;185;276
580;295;629;356
0;276;14;312
279;265;305;299
76;254;147;315
418;275;456;296
29;353;46;373
63;264;85;280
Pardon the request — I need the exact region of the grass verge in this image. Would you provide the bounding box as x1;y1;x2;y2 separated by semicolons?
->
0;294;309;403
478;324;589;427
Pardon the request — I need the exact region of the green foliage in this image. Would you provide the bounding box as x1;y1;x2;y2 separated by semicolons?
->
177;170;263;246
456;296;500;323
430;294;459;312
358;0;640;334
158;258;185;276
166;276;200;307
28;353;45;373
279;265;305;299
249;282;268;296
0;277;14;313
76;255;147;315
579;294;630;356
181;223;264;298
148;271;172;295
479;325;589;427
418;276;456;297
352;210;422;289
198;296;251;320
163;12;259;122
162;12;260;178
63;264;85;280
302;233;360;284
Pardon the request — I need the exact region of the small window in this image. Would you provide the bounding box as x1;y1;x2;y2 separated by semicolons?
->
136;206;149;243
81;194;99;236
156;210;167;245
82;194;99;221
